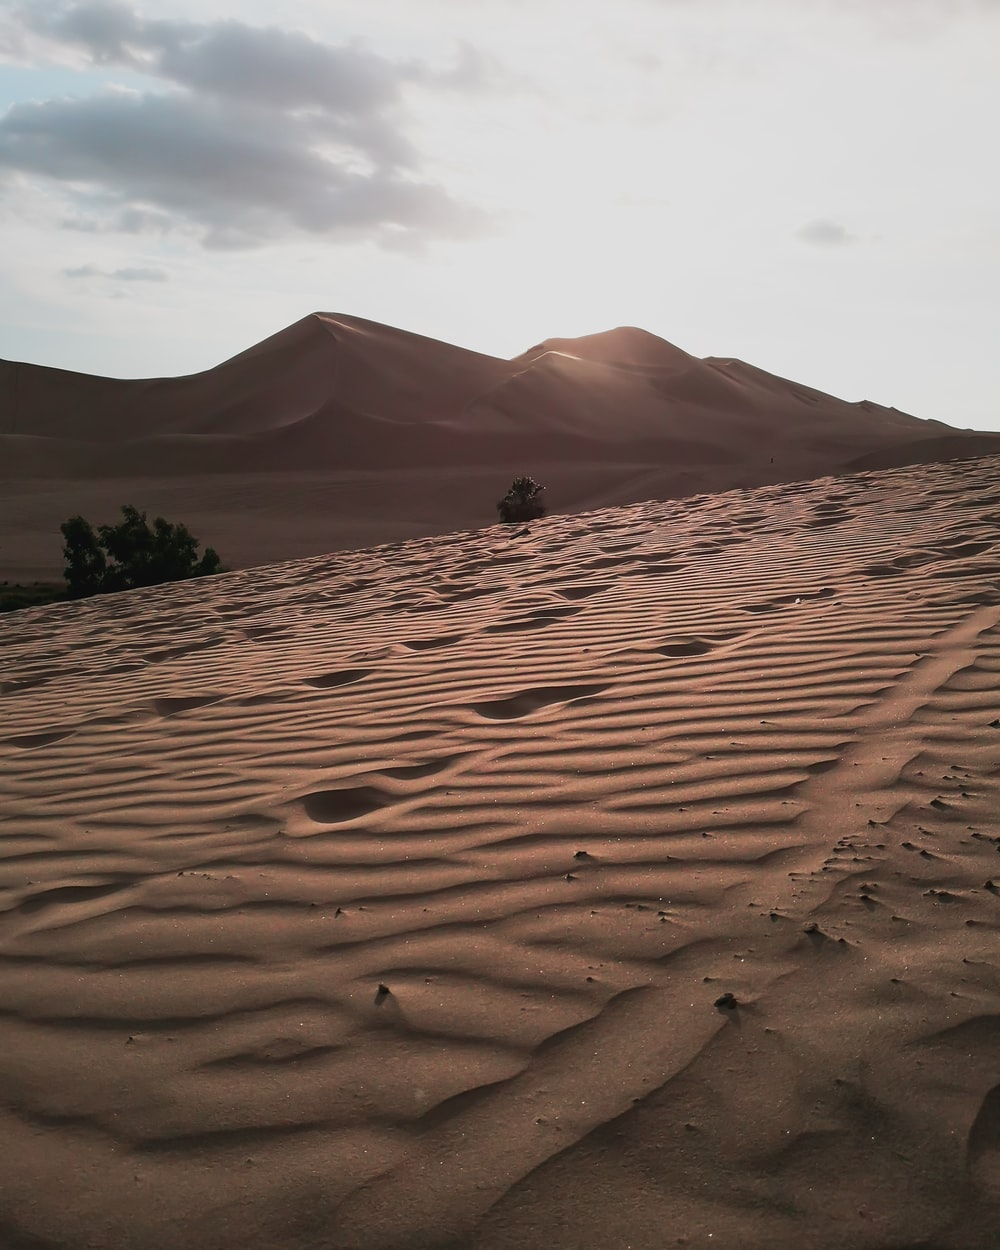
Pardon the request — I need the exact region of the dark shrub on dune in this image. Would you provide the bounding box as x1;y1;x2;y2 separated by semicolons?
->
61;505;222;598
497;476;546;524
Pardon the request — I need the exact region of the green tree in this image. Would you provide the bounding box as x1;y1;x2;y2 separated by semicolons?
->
496;475;546;524
60;514;107;598
61;506;222;599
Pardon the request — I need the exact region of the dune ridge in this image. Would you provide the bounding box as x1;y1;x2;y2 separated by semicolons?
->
4;312;1000;582
3;454;1000;1248
0;312;978;468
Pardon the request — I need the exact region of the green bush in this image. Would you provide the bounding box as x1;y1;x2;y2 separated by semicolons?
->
496;476;546;524
61;505;222;599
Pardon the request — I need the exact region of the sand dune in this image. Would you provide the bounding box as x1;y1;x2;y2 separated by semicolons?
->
3;454;1000;1248
0;312;975;464
4;312;1000;582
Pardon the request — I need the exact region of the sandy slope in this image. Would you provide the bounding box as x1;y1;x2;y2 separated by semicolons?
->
2;456;1000;1249
4;312;1000;582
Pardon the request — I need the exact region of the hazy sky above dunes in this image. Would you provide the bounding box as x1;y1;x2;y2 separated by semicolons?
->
0;0;997;429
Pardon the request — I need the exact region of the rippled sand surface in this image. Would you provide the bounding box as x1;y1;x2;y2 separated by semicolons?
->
3;455;1000;1249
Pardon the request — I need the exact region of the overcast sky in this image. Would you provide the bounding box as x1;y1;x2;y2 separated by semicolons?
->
0;0;997;429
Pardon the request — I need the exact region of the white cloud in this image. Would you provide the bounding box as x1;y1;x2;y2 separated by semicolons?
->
63;262;167;279
796;219;857;247
0;1;498;247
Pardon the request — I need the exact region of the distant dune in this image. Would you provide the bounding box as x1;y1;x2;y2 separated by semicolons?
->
3;453;1000;1248
3;312;999;580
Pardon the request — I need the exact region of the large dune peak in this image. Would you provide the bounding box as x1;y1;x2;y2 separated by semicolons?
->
3;310;1000;580
517;324;696;369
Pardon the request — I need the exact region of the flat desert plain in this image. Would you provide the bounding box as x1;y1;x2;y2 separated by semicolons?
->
3;454;1000;1250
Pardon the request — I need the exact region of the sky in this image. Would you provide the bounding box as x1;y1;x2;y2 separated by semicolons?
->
0;0;997;430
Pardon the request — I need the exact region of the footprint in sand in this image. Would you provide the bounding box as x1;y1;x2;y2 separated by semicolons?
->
954;588;1000;607
231;692;289;708
402;635;462;651
484;606;581;635
473;683;605;720
302;668;371;689
554;584;610;601
968;1083;1000;1199
145;643;207;665
936;536;994;558
301;786;390;823
863;558;909;578
381;756;461;780
635;560;686;576
3;729;76;749
739;586;836;613
0;676;49;695
439;586;495;603
153;694;224;716
865;542;995;580
17;880;127;914
807;509;850;528
242;624;285;641
656;638;715;658
588;554;634;569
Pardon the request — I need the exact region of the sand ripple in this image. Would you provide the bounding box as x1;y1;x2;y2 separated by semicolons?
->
3;456;1000;1248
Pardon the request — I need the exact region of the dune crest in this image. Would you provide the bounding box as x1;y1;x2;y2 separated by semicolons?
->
4;313;999;581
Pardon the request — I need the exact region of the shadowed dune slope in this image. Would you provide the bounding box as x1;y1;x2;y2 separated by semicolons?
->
0;314;513;446
2;313;995;472
3;455;1000;1249
3;313;988;472
5;313;1000;581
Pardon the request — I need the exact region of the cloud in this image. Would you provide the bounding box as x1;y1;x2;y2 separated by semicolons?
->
63;262;167;280
0;1;496;248
842;0;1000;15
795;219;857;247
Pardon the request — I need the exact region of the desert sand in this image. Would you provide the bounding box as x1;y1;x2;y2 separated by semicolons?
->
2;452;1000;1248
4;313;1000;583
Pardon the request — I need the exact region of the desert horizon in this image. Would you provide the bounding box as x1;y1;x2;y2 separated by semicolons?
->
5;310;1000;587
